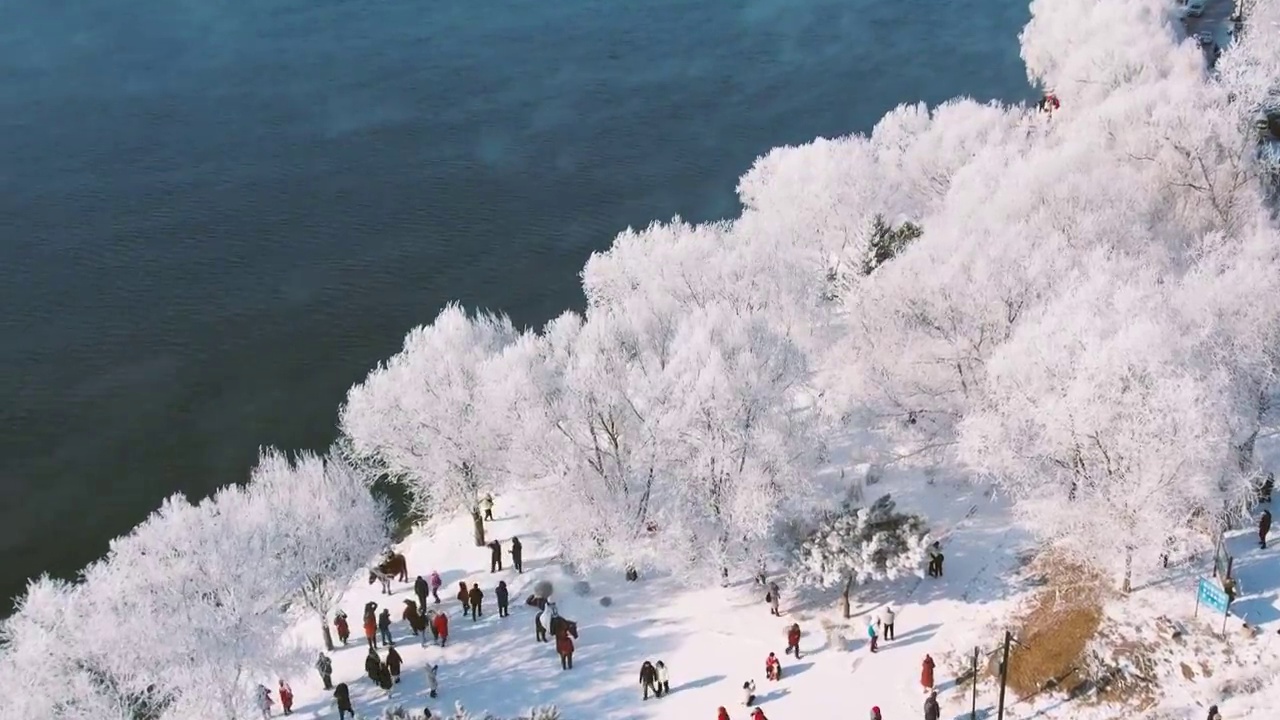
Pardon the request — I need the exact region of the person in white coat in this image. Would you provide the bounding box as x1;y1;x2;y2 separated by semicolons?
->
254;684;273;719
655;660;670;697
881;606;896;641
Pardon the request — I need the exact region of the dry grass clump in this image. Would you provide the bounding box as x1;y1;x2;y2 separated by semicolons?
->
997;553;1106;698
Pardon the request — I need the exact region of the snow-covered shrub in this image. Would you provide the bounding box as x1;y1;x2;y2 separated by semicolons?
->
791;494;929;617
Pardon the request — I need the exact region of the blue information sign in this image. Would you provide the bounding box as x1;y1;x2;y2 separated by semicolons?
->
1198;577;1230;614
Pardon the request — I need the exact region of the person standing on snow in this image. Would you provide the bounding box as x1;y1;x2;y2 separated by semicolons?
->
316;652;333;690
365;649;381;683
277;680;293;716
751;708;768;720
377;661;394;694
655;660;670;696
867;619;879;652
254;684;273;719
882;606;897;641
510;536;524;573
766;581;781;616
924;691;940;720
378;608;394;646
535;606;549;642
488;539;504;572
423;608;437;646
639;660;658;700
718;707;731;720
481;493;495;521
921;654;936;692
425;663;440;699
414;575;430;610
1206;705;1222;720
333;609;350;646
386;645;404;684
334;682;354;720
429;570;443;603
786;623;802;659
496;580;510;617
1261;509;1273;549
928;542;945;577
870;706;883;720
742;679;756;706
468;583;484;619
433;610;449;646
403;599;425;637
457;581;471;617
765;652;781;681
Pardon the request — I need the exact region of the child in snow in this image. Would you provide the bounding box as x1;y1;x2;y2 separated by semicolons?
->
277;680;293;716
743;679;756;706
654;660;670;696
867;620;879;652
334;610;350;645
429;570;443;603
786;623;802;659
765;652;781;681
254;684;273;719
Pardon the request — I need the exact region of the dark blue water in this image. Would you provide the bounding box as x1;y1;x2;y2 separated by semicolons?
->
0;0;1033;606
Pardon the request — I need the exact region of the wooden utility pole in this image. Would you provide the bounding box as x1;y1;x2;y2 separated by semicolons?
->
996;630;1013;720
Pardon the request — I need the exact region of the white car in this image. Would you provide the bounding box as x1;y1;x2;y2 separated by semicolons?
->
1185;0;1207;17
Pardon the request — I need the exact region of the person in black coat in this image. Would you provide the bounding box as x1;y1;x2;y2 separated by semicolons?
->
496;581;510;617
1261;509;1273;549
377;662;394;692
488;539;503;572
468;584;484;620
364;649;380;683
639;661;658;700
386;645;403;684
414;575;430;610
510;537;524;573
924;691;940;720
334;683;354;720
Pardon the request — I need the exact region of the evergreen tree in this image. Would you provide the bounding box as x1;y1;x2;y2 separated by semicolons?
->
861;214;923;275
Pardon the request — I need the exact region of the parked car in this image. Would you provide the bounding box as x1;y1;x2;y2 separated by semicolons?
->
1185;0;1208;17
1195;31;1214;47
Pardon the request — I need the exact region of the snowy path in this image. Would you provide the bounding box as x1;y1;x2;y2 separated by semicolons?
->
284;480;1031;720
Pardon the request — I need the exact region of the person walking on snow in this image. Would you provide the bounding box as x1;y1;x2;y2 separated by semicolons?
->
334;610;350;645
924;691;940;720
921;654;936;692
481;493;495;521
334;682;354;720
386;645;403;684
742;679;756;706
882;606;896;641
468;583;484;619
928;542;945;577
403;599;425;637
510;536;524;573
1261;509;1273;549
414;575;429;610
316;652;333;690
766;581;781;616
378;608;394;646
457;582;471;617
786;623;802;659
278;680;293;716
433;610;449;647
556;627;575;669
363;610;378;650
765;652;781;681
425;663;440;699
535;606;549;642
751;709;768;720
496;580;510;617
639;661;658;700
718;707;731;720
488;539;503;572
867;619;879;652
655;660;670;696
429;570;443;603
377;661;394;694
870;706;883;720
254;684;273;719
365;649;381;683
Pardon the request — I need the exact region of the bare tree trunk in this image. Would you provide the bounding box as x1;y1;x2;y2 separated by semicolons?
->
471;508;486;546
321;619;335;652
841;577;854;619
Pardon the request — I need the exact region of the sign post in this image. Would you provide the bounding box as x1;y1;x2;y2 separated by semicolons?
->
1196;577;1232;636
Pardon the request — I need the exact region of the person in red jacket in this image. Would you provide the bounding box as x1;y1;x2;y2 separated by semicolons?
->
363;613;378;650
921;654;936;692
556;631;575;670
277;680;294;715
333;610;350;645
786;623;802;659
751;708;768;720
718;707;731;720
764;652;781;681
433;610;450;647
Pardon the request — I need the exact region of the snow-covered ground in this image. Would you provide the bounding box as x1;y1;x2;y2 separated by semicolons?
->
280;469;1280;720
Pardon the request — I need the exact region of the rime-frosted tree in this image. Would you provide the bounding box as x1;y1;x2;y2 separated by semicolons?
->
792;494;929;617
341;303;520;546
